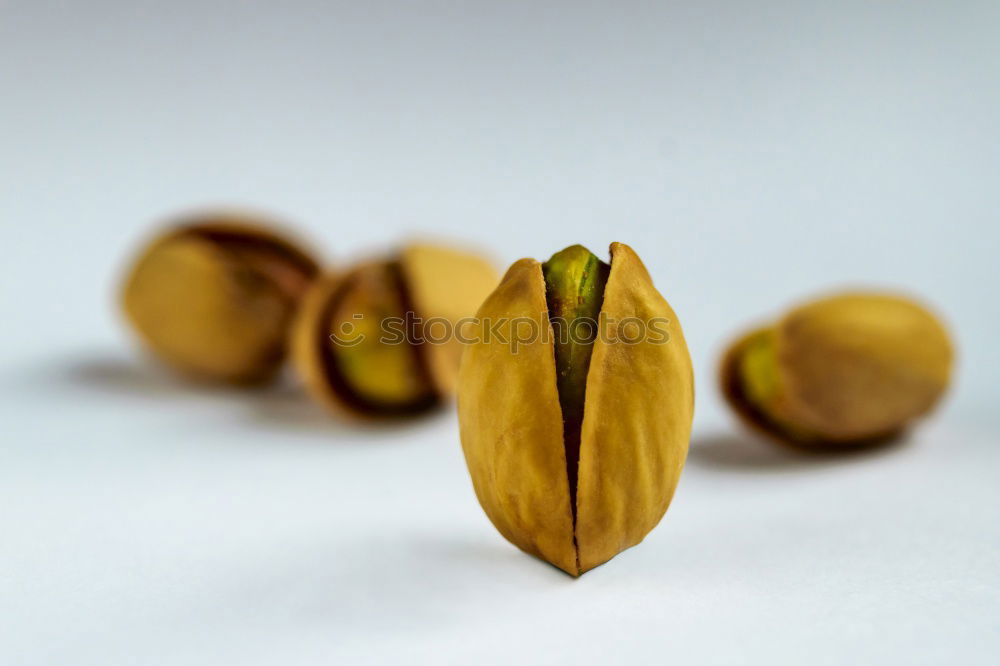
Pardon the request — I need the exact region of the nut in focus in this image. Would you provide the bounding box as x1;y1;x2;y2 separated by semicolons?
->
458;242;694;576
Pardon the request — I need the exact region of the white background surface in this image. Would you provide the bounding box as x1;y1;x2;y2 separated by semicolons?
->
2;2;998;664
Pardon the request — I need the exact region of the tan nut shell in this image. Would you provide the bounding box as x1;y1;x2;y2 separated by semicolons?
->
292;243;499;418
458;242;694;576
721;291;954;447
400;244;502;397
121;216;319;384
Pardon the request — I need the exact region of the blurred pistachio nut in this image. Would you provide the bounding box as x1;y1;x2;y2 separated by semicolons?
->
121;213;320;384
721;291;954;448
458;242;694;576
292;243;499;418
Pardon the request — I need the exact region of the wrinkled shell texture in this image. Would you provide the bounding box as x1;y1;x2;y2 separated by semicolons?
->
121;220;318;383
458;243;694;576
292;244;498;418
722;291;953;447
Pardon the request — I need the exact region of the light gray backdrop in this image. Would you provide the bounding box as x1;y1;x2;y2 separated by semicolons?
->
2;2;998;664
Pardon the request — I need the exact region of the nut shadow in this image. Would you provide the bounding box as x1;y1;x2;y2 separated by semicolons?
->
56;350;443;438
65;353;214;400
687;430;907;474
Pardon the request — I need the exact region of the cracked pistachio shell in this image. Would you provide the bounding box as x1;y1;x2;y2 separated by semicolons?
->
458;242;694;576
721;291;954;448
121;214;320;384
292;243;498;419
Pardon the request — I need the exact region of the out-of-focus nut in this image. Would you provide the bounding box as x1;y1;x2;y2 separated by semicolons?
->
120;213;320;384
292;243;498;418
721;290;954;448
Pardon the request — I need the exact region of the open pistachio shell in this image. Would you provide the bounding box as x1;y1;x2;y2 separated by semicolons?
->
400;244;503;397
120;214;320;384
458;242;694;576
721;291;954;448
292;243;498;419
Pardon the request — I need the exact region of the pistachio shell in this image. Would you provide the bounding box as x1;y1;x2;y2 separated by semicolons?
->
458;258;578;573
290;263;438;418
576;244;694;571
290;272;353;416
458;242;694;575
120;215;319;384
400;243;502;396
292;243;499;419
721;291;954;448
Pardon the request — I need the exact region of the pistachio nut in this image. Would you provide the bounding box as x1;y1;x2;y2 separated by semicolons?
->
720;291;954;448
121;213;320;384
458;242;694;576
292;243;499;418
